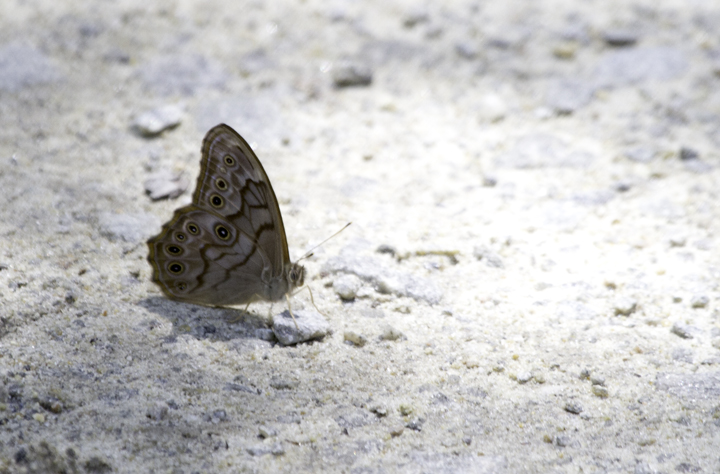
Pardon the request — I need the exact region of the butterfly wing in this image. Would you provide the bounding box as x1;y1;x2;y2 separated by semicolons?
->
195;124;291;274
146;124;291;306
147;207;275;305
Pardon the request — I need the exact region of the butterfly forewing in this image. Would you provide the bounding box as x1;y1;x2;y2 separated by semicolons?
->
195;126;290;274
147;124;295;307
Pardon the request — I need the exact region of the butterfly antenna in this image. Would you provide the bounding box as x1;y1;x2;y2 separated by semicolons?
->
297;222;351;262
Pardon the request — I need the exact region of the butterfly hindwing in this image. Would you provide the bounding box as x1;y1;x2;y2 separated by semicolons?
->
147;207;273;306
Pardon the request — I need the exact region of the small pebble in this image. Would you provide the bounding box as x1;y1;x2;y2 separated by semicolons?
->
333;274;362;301
614;297;638;316
671;322;694;339
402;8;429;28
258;425;277;438
482;174;498;187
690;295;709;309
668;234;687;247
614;182;631;192
553;41;578;59
246;446;271;456
455;42;478;59
624;147;655;163
32;413;45;423
564;402;583;414
679;147;699;161
473;246;503;268
592;386;609;398
590;375;605;386
369;404;388;417
271;443;285;456
517;372;533;384
332;62;372;88
389;425;405;437
144;170;189;201
477;94;508;123
406;418;424;431
132;104;184;137
379;324;405;341
376;244;397;256
344;331;368;347
554;435;570;447
272;310;330;346
602;29;639;47
39;397;63;414
269;376;299;390
399;404;414;416
146;402;168;421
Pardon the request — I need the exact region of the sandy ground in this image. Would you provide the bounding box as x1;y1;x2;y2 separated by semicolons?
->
1;0;720;472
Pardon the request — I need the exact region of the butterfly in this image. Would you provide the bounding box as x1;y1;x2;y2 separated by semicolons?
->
146;124;306;310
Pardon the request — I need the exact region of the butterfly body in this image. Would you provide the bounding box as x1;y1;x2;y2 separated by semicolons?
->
147;124;304;308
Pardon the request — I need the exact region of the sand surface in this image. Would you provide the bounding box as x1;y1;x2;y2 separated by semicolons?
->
1;0;719;472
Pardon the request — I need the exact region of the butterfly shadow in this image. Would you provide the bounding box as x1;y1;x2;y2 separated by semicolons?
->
138;297;276;343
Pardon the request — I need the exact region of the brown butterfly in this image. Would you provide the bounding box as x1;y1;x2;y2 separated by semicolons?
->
147;124;306;309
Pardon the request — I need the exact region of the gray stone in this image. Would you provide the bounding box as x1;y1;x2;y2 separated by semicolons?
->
343;331;368;347
269;376;299;390
402;8;429;28
656;372;720;400
333;274;362;300
132;105;184;137
545;79;594;114
670;323;694;339
602;29;639;47
690;295;709;309
146;402;168;421
494;133;595;169
323;254;443;304
614;297;638;316
517;372;532;384
624;147;656;163
593;47;688;88
473;246;504;268
144;170;189;201
679;147;699;161
671;348;693;363
332;62;373;88
379;324;405;341
564;402;583;414
99;212;160;243
455;42;479;59
592;385;609;398
0;42;62;92
272;310;330;346
258;425;278;438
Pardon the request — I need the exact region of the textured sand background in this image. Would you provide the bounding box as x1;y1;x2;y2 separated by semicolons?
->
1;0;720;472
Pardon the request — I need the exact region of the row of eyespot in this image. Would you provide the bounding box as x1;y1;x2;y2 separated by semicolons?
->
164;155;236;284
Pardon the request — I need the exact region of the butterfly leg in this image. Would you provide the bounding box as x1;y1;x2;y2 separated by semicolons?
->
226;301;253;324
226;296;264;324
291;285;326;317
285;294;300;331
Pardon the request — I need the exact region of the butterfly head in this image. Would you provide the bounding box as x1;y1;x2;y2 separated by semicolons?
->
288;262;305;290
